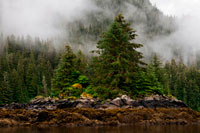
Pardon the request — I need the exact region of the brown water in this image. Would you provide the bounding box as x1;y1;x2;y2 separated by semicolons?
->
1;125;200;133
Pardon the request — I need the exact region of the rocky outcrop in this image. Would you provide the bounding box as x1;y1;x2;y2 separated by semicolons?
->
133;95;188;108
0;95;188;110
0;95;197;127
0;108;199;127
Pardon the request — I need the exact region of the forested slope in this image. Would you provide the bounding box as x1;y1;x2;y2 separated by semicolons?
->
0;0;199;111
67;0;174;45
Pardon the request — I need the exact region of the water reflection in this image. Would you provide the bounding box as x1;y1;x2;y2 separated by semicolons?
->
1;125;200;133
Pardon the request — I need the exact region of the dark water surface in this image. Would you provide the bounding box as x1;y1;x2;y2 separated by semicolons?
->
1;125;200;133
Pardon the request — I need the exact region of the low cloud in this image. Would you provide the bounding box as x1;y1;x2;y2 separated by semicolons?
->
149;0;200;63
0;0;95;39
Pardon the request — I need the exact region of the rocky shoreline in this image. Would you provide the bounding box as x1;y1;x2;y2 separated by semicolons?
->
1;95;188;110
0;95;199;127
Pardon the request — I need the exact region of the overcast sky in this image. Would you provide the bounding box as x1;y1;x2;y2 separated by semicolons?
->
1;0;200;61
0;0;94;38
150;0;200;17
149;0;200;62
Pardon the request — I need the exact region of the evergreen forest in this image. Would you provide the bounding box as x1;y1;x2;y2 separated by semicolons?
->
0;14;199;112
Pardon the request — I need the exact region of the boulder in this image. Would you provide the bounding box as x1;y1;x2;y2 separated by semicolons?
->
28;96;59;110
111;95;134;107
111;97;124;107
29;96;56;105
121;95;135;105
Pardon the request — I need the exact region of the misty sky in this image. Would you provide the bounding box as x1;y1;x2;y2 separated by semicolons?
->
1;0;200;62
150;0;200;17
1;0;199;38
149;0;200;62
0;0;95;38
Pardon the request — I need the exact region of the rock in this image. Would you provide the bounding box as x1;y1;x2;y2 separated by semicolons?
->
170;100;188;108
144;94;164;101
111;97;124;107
110;95;134;108
121;95;135;105
98;103;119;109
16;114;28;121
30;96;55;105
75;99;95;108
45;105;56;110
37;111;49;122
57;99;78;109
28;96;59;110
134;95;188;108
0;94;189;110
30;96;45;104
3;103;26;109
131;101;141;107
144;96;154;101
121;105;132;109
121;95;130;100
0;108;199;127
96;96;133;109
0;119;18;127
135;106;144;109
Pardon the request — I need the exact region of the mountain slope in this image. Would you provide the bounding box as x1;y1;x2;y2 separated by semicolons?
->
67;0;175;46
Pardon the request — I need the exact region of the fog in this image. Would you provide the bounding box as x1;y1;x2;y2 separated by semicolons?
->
1;0;200;63
150;0;200;17
0;0;95;39
149;0;200;63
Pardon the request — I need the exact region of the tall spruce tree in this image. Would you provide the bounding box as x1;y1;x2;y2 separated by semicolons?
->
91;14;145;90
52;45;77;95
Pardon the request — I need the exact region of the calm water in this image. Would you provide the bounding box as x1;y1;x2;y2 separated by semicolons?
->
1;125;200;133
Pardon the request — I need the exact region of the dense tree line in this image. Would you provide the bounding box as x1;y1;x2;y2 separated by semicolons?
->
0;14;199;112
0;35;60;104
157;58;200;111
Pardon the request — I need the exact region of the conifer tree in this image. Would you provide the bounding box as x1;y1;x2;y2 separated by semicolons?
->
52;45;77;95
17;59;29;103
91;14;145;90
75;50;88;75
26;63;38;98
2;72;12;103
